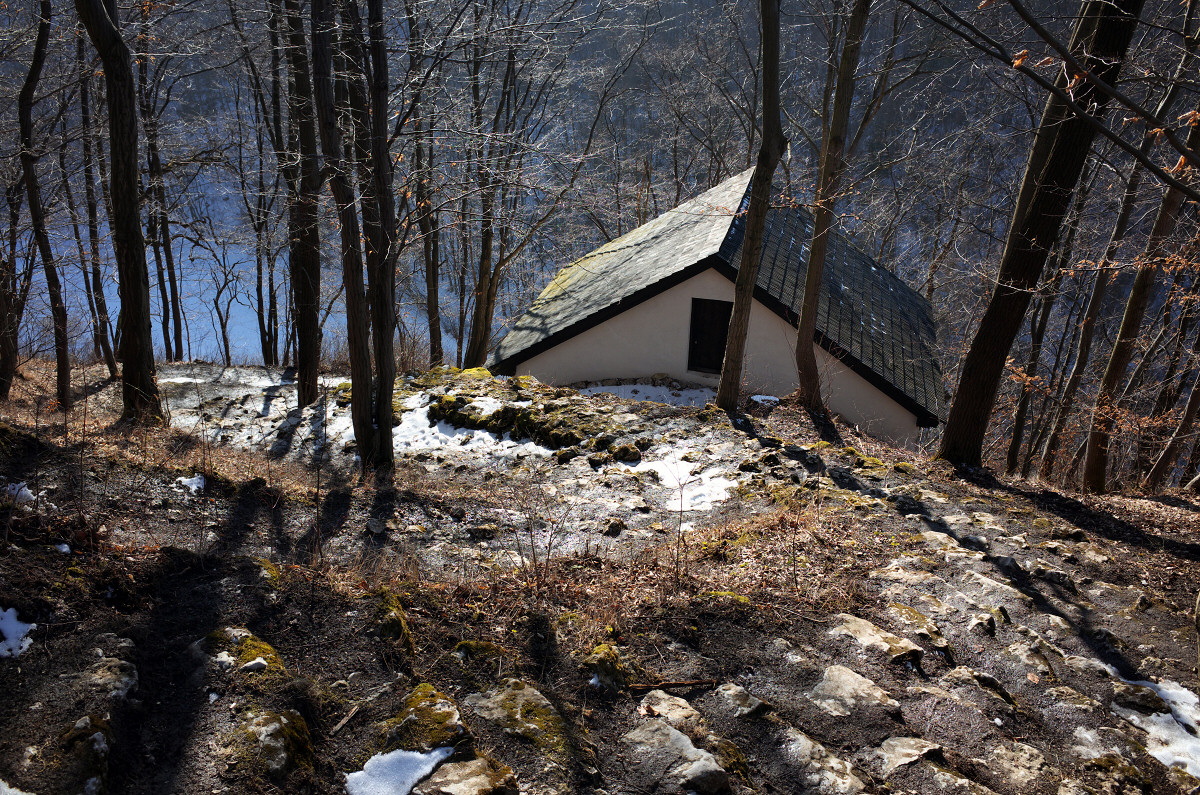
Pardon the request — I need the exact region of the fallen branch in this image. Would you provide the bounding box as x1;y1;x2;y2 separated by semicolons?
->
627;680;718;693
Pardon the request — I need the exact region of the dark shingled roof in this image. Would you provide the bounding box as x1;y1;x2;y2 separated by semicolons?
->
491;169;945;426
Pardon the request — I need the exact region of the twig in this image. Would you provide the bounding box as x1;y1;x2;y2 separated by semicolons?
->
330;703;362;735
627;679;717;693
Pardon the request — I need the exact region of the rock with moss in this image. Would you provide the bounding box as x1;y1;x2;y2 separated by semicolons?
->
463;679;568;758
57;714;115;795
234;709;314;778
583;644;645;690
202;627;288;681
373;587;416;654
379;683;472;754
620;719;728;795
412;755;519;795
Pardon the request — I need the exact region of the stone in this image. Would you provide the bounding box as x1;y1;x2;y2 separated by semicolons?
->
381;683;471;753
1111;681;1168;714
780;727;865;794
638;690;702;730
81;657;138;699
412;757;518;795
620;719;728;795
1045;686;1099;711
238;709;313;777
967;613;996;636
1005;643;1053;675
463;680;567;757
988;742;1048;787
876;737;942;776
715;683;770;718
240;657;269;673
583;644;642;690
829;614;924;665
603;518;626;537
807;665;900;717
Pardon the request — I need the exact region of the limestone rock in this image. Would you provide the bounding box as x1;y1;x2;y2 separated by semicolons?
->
807;665;900;717
638;690;702;730
463;680;566;757
829;614;924;665
412;756;518;795
381;683;471;753
81;657;138;700
987;742;1048;787
1111;681;1168;714
238;709;313;777
780;727;864;794
620;719;728;794
876;737;942;776
715;683;770;718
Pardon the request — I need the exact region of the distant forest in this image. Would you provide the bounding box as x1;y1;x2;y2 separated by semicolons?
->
1;0;1198;488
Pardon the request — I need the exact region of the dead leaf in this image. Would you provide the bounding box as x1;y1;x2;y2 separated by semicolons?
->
1012;50;1029;68
1027;672;1040;684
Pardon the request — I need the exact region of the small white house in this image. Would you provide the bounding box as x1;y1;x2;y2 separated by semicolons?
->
490;170;944;445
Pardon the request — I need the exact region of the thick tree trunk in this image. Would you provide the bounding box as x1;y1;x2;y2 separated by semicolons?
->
937;0;1142;467
716;0;786;412
282;0;322;407
1081;117;1199;492
1144;361;1200;491
78;32;117;377
311;0;376;465
76;0;163;423
0;180;27;400
21;1;71;411
794;0;871;412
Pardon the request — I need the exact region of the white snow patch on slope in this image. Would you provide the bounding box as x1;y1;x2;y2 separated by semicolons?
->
386;395;549;459
344;746;453;795
0;608;35;658
1112;677;1200;777
629;448;737;511
467;395;505;416
174;475;206;495
0;778;37;795
577;383;714;407
2;482;36;505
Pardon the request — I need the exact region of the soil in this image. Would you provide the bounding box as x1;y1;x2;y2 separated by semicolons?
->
1;362;1198;795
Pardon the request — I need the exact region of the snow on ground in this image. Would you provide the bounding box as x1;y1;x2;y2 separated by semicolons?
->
577;383;715;407
2;482;36;505
0;779;36;795
387;394;550;459
1112;677;1200;777
174;475;206;495
344;746;454;795
0;608;35;658
750;394;780;405
628;447;737;512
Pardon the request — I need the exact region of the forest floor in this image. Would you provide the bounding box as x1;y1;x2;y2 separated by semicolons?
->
1;361;1199;795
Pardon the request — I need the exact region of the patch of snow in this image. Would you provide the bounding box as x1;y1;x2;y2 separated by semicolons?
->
630;449;737;511
54;544;70;554
577;383;714;407
344;746;454;795
2;482;36;505
386;395;550;460
158;376;204;384
467;395;505;416
0;608;35;658
1112;677;1200;777
750;394;780;404
0;779;36;795
209;692;219;703
174;475;206;495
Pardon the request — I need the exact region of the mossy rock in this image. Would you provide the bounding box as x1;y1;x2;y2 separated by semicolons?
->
707;736;751;781
234;709;314;779
463;679;569;759
256;558;283;589
583;643;645;690
893;461;919;475
372;588;416;654
454;640;508;661
205;627;289;681
611;443;642;463
697;590;752;606
379;683;472;755
58;714;114;794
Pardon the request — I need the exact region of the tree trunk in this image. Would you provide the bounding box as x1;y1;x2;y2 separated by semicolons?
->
21;0;71;411
716;0;786;412
1144;360;1200;491
311;0;376;465
937;0;1142;467
0;179;26;400
281;0;322;407
1081;116;1200;492
78;30;117;377
76;0;163;423
794;0;871;412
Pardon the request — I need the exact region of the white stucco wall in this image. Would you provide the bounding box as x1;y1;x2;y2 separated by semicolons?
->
514;268;920;444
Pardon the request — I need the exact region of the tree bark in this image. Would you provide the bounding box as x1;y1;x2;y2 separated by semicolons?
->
76;0;163;423
936;0;1142;467
716;0;786;412
793;0;871;412
311;0;376;465
1081;116;1200;492
20;0;71;411
281;0;322;407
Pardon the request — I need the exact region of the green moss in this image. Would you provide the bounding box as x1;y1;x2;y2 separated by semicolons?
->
893;462;919;475
373;588;416;654
379;683;472;754
698;590;752;605
708;736;750;781
256;558;282;589
583;644;645;690
235;709;314;779
470;680;569;758
454;640;507;660
204;627;288;682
